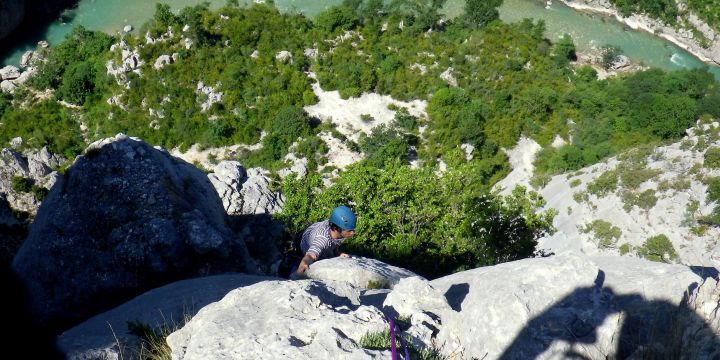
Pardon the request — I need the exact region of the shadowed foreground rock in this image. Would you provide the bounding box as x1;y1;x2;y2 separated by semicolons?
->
58;274;274;360
12;134;253;332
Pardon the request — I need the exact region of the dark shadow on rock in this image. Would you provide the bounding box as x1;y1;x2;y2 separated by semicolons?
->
359;289;390;309
499;271;720;360
305;282;361;314
444;283;469;312
228;213;283;270
1;261;64;359
11;137;258;334
690;266;719;280
0;195;28;263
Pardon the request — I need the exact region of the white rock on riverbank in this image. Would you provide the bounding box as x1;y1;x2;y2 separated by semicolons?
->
558;0;720;65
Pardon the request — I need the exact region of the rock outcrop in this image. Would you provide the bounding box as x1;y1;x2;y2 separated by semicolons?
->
53;254;720;359
208;161;283;216
12;134;254;331
426;255;719;359
0;146;63;214
168;279;392;359
161;255;720;360
58;274;274;360
305;256;421;289
207;161;284;268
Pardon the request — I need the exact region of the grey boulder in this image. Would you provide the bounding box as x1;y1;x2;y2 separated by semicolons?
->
12;134;254;331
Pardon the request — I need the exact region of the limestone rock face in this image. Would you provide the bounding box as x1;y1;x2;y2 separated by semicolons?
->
207;161;284;267
207;161;283;216
0;65;21;80
12;134;253;331
306;256;421;289
426;255;720;359
0;146;63;214
57;255;720;359
58;274;274;360
167;279;391;360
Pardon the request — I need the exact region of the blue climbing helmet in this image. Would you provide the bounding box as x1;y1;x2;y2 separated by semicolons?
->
329;205;357;231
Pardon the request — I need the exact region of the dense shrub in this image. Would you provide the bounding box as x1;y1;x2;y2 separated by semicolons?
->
11;176;33;193
636;234;678;262
276;161;555;278
587;169;619;196
582;219;622;248
704;147;720;169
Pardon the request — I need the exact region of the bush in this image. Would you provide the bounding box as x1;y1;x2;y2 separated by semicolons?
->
619;164;661;189
58;61;97;105
619;243;631;255
11;176;33;193
314;5;358;32
636;234;678;262
358;124;410;168
600;45;623;70
706;177;720;203
276;162;555;278
622;189;658;212
581;219;621;248
587;169;619;196
704;147;720;169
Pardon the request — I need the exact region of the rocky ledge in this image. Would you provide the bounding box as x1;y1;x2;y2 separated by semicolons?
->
58;254;720;360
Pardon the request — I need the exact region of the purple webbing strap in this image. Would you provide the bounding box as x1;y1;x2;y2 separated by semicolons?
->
396;322;411;360
389;317;398;360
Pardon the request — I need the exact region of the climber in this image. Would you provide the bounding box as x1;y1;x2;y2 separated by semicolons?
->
292;205;357;278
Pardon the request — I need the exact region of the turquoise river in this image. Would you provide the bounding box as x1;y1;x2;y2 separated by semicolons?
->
2;0;719;78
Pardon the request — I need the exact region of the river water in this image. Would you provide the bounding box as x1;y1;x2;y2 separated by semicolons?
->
2;0;719;78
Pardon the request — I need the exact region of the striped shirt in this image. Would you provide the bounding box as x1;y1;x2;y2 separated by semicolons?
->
300;220;345;260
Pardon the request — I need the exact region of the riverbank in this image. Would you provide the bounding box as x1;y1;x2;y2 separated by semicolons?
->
557;0;720;65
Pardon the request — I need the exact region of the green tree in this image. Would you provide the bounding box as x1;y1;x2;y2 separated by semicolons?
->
461;0;503;29
358;124;410;168
277;161;554;278
314;5;359;32
601;45;622;70
58;61;96;105
553;34;576;67
636;234;678;262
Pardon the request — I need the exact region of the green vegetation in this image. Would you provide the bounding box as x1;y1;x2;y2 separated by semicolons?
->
619;243;631;255
702;177;720;227
684;0;720;32
3;1;717;176
609;0;679;25
587;169;619;196
636;234;678;262
621;189;658;213
359;327;444;360
600;45;623;70
11;176;49;201
126;317;192;360
277;161;555;278
581;219;622;248
11;176;32;193
704;147;720;169
0;100;84;158
618;163;661;190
